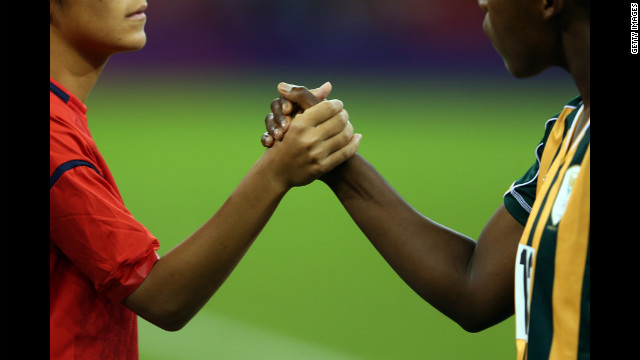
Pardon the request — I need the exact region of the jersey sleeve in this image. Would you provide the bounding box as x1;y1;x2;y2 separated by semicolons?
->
503;117;557;226
503;161;539;226
50;118;160;304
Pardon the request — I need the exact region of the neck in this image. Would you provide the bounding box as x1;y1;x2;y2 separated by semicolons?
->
50;27;109;103
564;22;590;144
560;10;590;111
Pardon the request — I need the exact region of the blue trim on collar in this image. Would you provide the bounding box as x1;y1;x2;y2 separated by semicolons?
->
50;81;70;103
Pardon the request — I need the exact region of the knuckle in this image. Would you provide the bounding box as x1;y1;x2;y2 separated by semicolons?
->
260;133;273;147
265;113;275;127
308;146;323;160
270;98;281;109
271;98;287;115
345;121;354;136
333;129;349;146
280;116;291;129
343;128;354;143
331;99;344;112
300;136;316;151
338;110;349;126
287;121;302;135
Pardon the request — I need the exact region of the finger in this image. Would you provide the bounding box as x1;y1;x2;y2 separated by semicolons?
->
264;113;282;140
280;114;292;133
277;83;321;110
319;133;362;173
315;109;350;141
261;132;275;148
270;97;288;127
281;98;293;115
318;117;354;157
296;99;344;128
269;98;290;139
310;82;332;102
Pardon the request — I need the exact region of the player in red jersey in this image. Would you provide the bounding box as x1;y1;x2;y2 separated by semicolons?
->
50;1;361;359
262;0;589;359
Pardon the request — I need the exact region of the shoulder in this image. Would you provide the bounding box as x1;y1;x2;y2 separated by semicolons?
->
50;80;95;177
502;95;582;225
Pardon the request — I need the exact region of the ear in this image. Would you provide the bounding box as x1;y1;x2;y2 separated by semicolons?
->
542;0;565;20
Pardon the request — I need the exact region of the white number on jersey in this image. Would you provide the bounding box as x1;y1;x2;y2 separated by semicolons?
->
515;243;535;342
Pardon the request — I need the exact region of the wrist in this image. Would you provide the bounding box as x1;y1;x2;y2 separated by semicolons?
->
320;153;359;187
253;150;292;197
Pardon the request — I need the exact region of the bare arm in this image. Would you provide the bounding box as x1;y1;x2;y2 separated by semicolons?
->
124;99;361;331
323;154;522;332
265;84;523;332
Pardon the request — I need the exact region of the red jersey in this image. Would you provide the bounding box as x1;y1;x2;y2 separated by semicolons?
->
50;78;160;359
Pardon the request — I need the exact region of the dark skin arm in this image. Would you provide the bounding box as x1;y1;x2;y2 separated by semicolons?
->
124;99;361;331
263;84;524;332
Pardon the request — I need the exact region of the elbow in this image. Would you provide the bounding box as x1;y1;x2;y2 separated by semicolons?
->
154;313;189;332
441;291;514;333
124;292;198;332
450;307;513;334
436;298;507;333
433;306;490;333
144;309;193;332
157;321;188;333
130;301;196;332
456;319;492;333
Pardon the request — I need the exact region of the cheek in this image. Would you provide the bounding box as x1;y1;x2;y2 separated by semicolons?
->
113;17;148;49
482;14;525;76
84;17;147;52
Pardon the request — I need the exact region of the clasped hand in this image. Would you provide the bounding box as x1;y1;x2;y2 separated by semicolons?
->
260;82;361;187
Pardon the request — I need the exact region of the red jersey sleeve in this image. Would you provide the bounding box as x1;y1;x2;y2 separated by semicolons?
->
50;85;159;304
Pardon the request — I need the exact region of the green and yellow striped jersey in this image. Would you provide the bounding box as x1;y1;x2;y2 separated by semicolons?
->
504;96;590;360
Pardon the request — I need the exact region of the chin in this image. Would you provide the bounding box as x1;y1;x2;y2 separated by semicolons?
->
504;60;546;79
118;33;147;53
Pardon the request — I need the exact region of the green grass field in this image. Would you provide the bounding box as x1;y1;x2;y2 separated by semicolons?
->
86;72;575;359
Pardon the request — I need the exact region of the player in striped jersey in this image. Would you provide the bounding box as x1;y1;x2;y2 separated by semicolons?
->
261;0;589;358
505;95;589;359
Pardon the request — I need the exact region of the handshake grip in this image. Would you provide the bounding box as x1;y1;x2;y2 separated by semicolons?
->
262;83;328;148
259;82;361;188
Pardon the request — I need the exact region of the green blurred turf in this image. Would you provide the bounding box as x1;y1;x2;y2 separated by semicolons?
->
86;72;575;359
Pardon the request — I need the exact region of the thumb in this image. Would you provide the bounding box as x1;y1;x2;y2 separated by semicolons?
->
310;82;332;102
277;82;322;110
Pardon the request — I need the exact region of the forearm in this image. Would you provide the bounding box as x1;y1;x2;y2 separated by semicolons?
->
322;154;509;331
266;84;517;330
124;97;359;331
124;157;287;331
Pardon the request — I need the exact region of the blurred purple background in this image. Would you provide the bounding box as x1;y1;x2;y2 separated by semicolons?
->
107;0;511;76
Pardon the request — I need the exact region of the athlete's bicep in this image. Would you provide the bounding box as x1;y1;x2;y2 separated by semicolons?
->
466;203;525;328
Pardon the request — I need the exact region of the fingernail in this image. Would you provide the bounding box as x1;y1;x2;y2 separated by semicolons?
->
278;82;292;93
274;129;282;139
